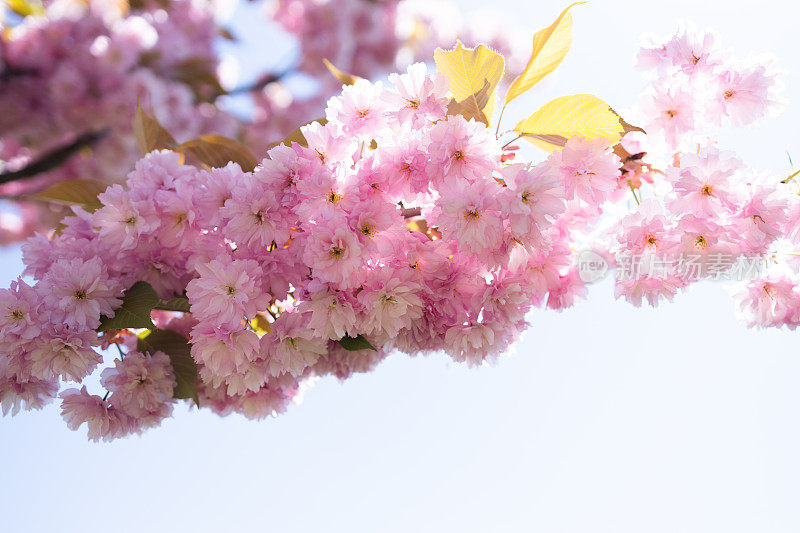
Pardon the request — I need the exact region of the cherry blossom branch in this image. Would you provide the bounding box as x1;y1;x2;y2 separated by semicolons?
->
227;66;295;95
0;129;108;186
0;66;35;82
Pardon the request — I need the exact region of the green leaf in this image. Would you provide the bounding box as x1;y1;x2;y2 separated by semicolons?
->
338;334;377;351
154;295;191;312
27;178;106;211
138;329;199;406
98;281;159;332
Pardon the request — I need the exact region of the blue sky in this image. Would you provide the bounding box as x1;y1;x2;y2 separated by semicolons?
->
2;1;800;531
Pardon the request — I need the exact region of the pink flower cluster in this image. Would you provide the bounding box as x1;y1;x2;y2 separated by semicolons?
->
0;0;237;244
1;0;530;251
634;23;784;150
268;0;527;81
605;26;798;327
246;0;528;153
0;62;633;440
1;22;795;441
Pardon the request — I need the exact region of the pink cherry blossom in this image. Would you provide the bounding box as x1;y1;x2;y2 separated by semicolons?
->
428;178;507;261
425;115;501;185
262;311;327;377
28;327;101;382
615;273;687;307
667;148;741;217
44;257;122;329
501;163;565;248
93;184;160;252
639;85;697;148
326;78;388;139
301;283;359;340
60;387;133;442
547;137;621;205
383;62;449;128
357;267;424;339
191;324;262;380
187;256;270;329
101;350;176;422
220;174;294;249
301;214;364;288
731;275;800;329
712;61;781;126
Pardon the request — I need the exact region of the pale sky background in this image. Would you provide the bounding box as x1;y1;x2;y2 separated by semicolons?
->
2;1;800;531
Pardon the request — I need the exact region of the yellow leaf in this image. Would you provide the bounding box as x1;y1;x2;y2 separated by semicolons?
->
446;79;491;125
266;118;328;150
178;135;259;172
249;314;272;336
514;94;632;152
129;0;171;10
322;58;361;86
484;89;497;125
172;57;226;100
406;218;428;234
505;2;585;104
132;100;178;156
434;42;504;122
4;0;45;17
27;179;106;211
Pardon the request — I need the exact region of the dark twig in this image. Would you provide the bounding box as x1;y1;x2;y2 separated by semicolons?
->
0;129;109;185
0;66;36;82
227;67;295;95
401;206;422;218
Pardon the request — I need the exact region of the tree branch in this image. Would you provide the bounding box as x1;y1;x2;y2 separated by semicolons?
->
401;206;421;218
0;129;109;186
227;67;295;95
0;67;36;83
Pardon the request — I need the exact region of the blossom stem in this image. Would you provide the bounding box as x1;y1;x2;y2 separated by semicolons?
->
628;181;640;205
781;167;800;184
501;135;522;150
495;102;508;136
